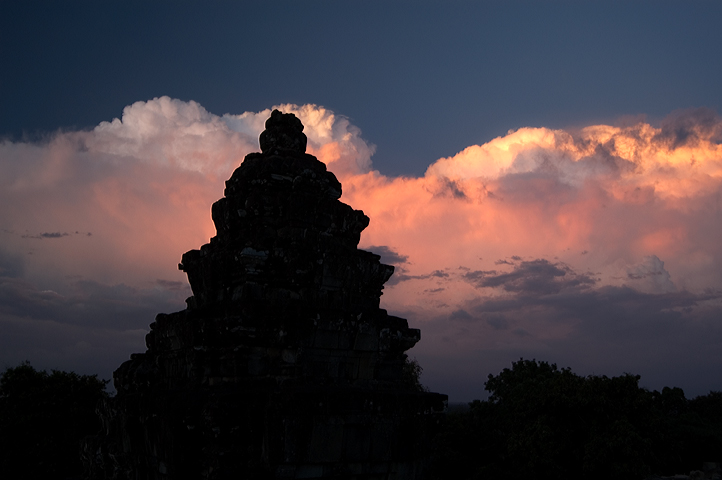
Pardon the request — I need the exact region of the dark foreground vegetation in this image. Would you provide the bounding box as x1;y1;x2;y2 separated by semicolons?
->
1;359;720;479
428;359;722;480
0;362;108;478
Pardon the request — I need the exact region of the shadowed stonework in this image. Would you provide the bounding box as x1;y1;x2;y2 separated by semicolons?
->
84;110;447;479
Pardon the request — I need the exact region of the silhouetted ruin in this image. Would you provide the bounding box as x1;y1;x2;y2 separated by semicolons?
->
84;110;447;479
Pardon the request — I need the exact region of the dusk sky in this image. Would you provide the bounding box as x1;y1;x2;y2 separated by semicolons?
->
2;1;722;402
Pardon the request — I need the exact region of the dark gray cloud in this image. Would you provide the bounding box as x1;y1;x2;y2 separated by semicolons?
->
424;287;445;294
18;231;91;240
0;249;24;278
387;269;450;286
0;275;190;388
399;257;722;400
466;284;713;324
655;107;722;149
485;315;509;331
0;277;188;329
463;259;596;295
22;232;70;239
156;279;188;292
407;282;722;400
356;245;465;289
494;259;515;265
449;309;474;322
364;245;409;266
428;177;467;199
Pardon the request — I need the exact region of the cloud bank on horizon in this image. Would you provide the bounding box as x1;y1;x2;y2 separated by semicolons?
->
2;97;721;400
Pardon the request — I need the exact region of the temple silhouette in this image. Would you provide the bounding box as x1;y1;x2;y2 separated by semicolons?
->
85;110;446;479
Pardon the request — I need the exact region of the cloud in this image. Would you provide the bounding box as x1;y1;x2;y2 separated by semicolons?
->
155;279;189;292
0;274;188;384
387;268;450;287
462;259;596;295
0;97;375;382
0;248;24;278
363;245;409;266
340;107;722;398
21;232;70;239
2;99;722;400
624;255;676;294
222;102;375;177
655;107;722;149
0;276;186;329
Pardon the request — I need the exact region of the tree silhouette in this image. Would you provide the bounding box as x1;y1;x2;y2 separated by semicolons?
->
429;359;722;480
0;362;108;478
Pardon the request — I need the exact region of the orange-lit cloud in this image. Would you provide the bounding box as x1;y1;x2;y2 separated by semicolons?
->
1;99;721;399
338;108;722;397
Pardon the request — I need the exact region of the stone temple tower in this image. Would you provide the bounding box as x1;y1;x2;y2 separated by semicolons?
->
85;110;447;479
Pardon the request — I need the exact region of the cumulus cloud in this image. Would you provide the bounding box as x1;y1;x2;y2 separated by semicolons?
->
222;102;375;177
1;98;722;400
0;97;374;381
624;255;677;294
340;107;722;398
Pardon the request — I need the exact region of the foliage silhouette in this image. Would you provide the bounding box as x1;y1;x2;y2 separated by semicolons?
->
1;359;720;479
428;359;722;480
402;356;427;392
0;362;108;478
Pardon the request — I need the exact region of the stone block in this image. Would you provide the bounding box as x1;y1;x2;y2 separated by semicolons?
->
308;417;344;462
336;331;352;349
369;420;395;461
354;332;378;351
314;330;339;349
281;348;298;364
357;355;375;380
294;464;323;479
342;422;372;462
340;360;359;380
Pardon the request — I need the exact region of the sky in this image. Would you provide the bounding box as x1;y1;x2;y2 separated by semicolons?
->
2;1;722;402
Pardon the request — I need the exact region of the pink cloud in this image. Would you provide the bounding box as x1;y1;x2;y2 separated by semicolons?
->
1;100;721;399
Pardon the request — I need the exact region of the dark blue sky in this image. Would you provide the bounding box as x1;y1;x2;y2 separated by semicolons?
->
3;1;721;177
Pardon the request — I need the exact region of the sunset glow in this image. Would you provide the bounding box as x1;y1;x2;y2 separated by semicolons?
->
2;98;721;399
